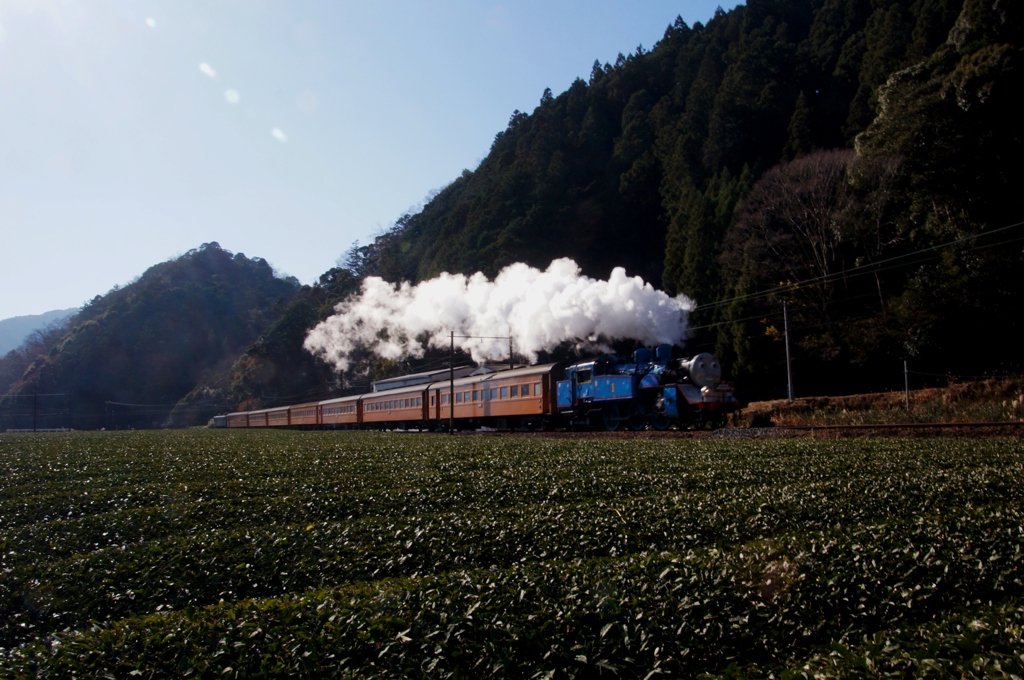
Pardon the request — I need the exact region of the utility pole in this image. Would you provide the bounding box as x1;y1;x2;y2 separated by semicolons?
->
783;300;794;401
904;359;910;411
449;331;454;435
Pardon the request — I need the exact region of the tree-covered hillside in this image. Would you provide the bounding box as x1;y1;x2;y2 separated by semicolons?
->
329;0;1021;399
0;243;299;429
354;0;963;287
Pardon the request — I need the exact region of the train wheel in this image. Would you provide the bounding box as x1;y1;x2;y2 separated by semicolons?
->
602;403;621;431
651;413;671;430
627;403;646;431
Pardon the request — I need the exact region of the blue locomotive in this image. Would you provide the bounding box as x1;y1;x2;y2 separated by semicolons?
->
557;345;740;430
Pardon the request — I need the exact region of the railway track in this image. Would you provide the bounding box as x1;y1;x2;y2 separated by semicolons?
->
478;421;1024;439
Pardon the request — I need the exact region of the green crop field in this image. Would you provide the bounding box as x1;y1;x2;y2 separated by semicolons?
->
0;431;1022;678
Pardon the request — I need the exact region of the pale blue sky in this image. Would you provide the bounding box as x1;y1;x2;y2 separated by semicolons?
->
0;1;741;320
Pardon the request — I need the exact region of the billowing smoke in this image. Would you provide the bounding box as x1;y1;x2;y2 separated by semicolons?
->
304;258;693;371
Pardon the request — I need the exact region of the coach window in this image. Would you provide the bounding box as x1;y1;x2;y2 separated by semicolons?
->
510;385;519;398
500;387;508;399
456;393;463;403
472;390;479;401
534;383;541;395
490;388;498;400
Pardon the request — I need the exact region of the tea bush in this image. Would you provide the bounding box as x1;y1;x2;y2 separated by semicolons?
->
0;431;1021;677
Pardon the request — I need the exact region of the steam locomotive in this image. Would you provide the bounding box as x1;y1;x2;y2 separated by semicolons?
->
217;345;739;431
559;345;739;431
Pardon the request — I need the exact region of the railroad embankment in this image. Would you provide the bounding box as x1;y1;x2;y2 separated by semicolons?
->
735;377;1024;428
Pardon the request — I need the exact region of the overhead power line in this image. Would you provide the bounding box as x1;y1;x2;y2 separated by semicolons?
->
692;218;1024;314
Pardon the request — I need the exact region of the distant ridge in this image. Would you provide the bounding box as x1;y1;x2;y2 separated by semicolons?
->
0;308;78;356
0;242;300;430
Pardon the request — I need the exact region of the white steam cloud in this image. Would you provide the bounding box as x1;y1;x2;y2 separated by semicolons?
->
304;258;693;371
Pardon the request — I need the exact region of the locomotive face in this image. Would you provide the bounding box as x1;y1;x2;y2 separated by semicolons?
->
688;353;722;388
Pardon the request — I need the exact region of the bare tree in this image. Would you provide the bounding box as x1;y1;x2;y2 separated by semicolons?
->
731;149;856;318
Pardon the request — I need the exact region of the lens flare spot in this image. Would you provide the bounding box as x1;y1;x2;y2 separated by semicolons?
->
199;63;216;78
271;128;288;142
224;89;240;104
145;17;156;28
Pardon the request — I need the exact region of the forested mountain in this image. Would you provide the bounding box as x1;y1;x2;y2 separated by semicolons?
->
169;266;363;426
0;308;78;356
326;0;1021;399
0;243;298;429
352;0;964;287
